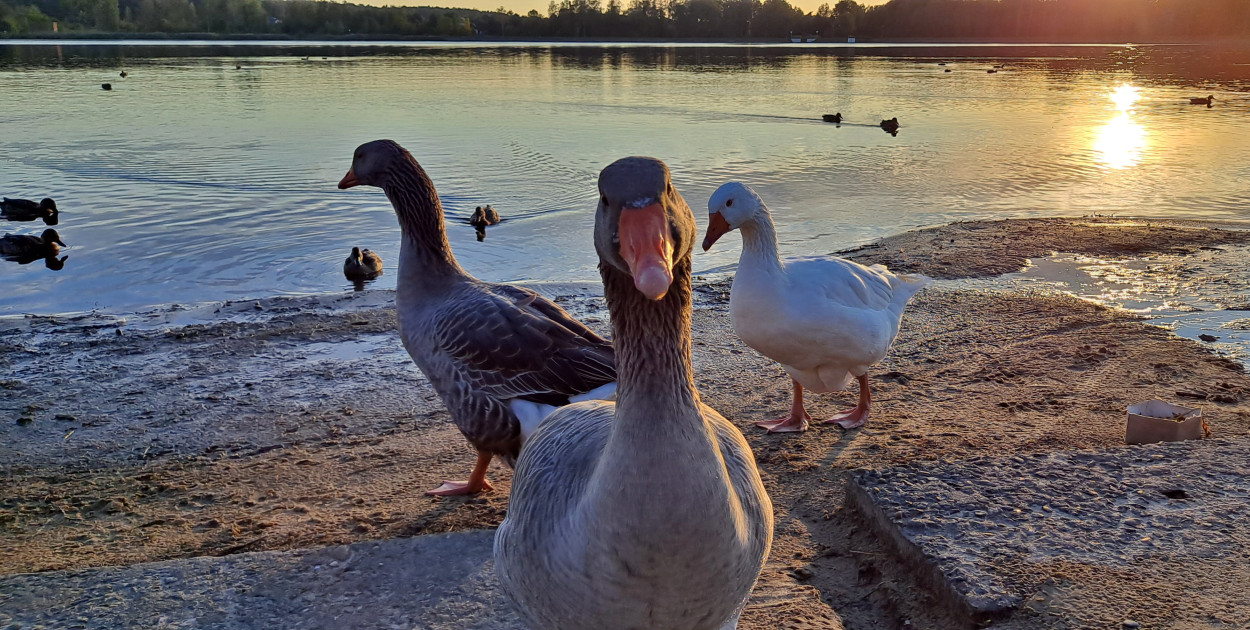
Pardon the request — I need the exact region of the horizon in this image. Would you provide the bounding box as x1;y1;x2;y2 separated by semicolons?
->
351;0;890;15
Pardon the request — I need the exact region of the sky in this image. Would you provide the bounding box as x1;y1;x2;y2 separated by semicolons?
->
367;0;890;15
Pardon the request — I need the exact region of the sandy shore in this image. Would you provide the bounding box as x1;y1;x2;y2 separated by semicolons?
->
3;217;1249;629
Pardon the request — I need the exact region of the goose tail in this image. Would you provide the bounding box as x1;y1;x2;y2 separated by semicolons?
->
890;272;932;306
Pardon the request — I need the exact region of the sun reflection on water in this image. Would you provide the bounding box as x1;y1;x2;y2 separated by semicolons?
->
1094;83;1147;169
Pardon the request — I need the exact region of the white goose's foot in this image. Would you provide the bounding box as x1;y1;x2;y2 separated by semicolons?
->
426;478;494;496
755;412;810;433
825;405;869;429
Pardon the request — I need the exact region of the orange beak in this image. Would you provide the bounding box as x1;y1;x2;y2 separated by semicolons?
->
702;212;732;251
338;167;359;189
618;202;674;300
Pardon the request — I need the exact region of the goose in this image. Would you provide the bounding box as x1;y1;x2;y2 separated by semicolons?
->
2;198;58;225
822;112;843;123
1190;95;1214;106
342;246;383;281
495;156;772;630
702;182;929;432
338;140;616;496
880;117;900;133
1;229;66;260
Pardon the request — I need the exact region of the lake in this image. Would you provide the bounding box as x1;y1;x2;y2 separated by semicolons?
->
2;41;1248;315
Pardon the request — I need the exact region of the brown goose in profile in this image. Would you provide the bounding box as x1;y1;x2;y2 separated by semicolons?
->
342;246;383;282
338;140;616;496
495;157;772;630
2;198;59;225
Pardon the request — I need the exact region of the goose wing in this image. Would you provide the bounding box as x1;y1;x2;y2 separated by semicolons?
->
433;284;615;406
782;256;897;311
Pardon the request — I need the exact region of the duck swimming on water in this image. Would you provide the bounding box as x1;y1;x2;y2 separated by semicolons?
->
343;246;383;282
1;229;66;260
2;198;58;225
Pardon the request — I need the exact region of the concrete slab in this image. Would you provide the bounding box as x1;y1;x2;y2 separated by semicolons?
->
848;437;1250;627
0;528;842;629
0;530;522;630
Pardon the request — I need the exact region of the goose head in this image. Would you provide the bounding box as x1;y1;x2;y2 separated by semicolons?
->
596;156;694;301
702;181;765;251
338;139;407;189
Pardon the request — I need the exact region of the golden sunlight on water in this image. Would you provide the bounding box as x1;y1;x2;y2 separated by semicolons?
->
1094;84;1146;170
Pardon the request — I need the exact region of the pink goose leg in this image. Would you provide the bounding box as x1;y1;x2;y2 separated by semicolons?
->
826;374;871;429
755;378;811;433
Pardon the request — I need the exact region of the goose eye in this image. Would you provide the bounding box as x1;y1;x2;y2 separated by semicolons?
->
726;199;734;207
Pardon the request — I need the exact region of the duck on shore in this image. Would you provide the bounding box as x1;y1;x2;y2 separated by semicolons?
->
343;246;383;282
1;228;67;260
338;140;616;496
2;198;59;225
702;182;929;432
495;156;772;630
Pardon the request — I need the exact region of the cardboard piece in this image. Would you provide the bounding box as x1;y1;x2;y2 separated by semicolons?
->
1126;399;1205;445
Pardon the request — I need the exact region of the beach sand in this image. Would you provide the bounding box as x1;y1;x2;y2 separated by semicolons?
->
3;217;1249;628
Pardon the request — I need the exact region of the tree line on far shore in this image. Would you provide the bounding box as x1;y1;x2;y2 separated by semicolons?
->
2;0;1246;41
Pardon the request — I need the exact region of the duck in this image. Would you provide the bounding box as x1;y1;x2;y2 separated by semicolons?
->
338;140;616;496
101;83;112;90
702;182;929;432
822;112;843;123
2;198;58;225
469;204;501;228
1;229;67;260
1190;95;1214;106
495;156;772;630
119;71;127;78
342;246;383;281
880;117;900;133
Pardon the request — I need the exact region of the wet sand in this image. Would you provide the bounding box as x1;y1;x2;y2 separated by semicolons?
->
3;217;1249;629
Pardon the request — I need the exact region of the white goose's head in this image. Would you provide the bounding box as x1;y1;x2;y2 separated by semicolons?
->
702;181;766;251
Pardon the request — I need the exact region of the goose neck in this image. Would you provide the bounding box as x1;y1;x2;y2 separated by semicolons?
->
739;213;784;273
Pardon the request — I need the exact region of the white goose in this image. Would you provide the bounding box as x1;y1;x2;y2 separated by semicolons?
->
495;158;773;630
702;182;929;433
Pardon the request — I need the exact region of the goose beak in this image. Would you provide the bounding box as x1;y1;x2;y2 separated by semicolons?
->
702;212;731;251
618;202;673;301
338;167;360;189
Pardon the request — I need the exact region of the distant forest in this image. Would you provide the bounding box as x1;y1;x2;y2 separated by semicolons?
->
2;0;1247;41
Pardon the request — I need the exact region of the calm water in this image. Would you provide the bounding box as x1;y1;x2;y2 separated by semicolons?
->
2;41;1249;315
